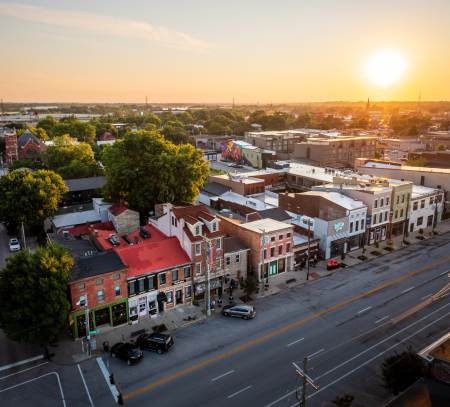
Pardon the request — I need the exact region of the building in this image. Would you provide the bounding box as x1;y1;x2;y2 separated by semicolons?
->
408;151;450;168
209;173;265;196
293;136;377;168
18;130;44;160
223;236;250;292
292;233;320;269
69;251;128;338
63;176;107;205
149;204;225;302
420;130;450;150
108;204;140;236
408;185;444;233
220;217;294;282
379;138;424;163
280;191;367;259
2;128;18;164
245;130;309;155
418;331;450;384
197;182;231;207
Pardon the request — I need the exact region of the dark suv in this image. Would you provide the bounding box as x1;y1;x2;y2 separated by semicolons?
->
110;342;143;365
136;333;174;354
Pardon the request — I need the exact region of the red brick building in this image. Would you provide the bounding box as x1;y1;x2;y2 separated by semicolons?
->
18;130;44;160
4;129;18;164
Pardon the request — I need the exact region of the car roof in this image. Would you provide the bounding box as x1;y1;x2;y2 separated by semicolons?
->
231;304;253;309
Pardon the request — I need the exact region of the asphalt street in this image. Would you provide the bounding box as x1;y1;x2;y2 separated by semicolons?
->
0;233;449;406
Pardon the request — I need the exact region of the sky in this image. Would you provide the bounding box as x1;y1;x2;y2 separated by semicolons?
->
1;0;449;103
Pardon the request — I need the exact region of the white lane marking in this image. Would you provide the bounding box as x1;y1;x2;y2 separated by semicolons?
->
0;355;44;372
264;302;450;407
374;315;390;325
227;385;252;399
401;286;415;294
357;306;372;315
96;357;120;402
77;364;94;407
439;270;449;276
0;362;48;380
421;294;432;301
286;338;305;348
0;372;67;407
307;348;324;359
211;370;234;382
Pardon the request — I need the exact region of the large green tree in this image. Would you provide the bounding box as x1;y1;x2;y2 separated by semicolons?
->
53;117;96;145
0;245;73;344
0;169;67;230
44;135;102;179
102;131;209;214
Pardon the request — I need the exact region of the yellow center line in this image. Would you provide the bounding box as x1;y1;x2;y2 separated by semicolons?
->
124;255;450;400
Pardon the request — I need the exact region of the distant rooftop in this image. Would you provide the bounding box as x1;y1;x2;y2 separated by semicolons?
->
240;218;293;233
301;191;366;211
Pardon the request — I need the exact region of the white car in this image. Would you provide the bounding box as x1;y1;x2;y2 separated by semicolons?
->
9;238;21;252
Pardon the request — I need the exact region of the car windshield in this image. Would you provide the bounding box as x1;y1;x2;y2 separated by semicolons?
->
10;239;18;244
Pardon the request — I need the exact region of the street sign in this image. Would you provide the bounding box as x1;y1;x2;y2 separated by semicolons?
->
89;330;97;335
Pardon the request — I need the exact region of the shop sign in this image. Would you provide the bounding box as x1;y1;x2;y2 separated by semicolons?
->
334;222;344;232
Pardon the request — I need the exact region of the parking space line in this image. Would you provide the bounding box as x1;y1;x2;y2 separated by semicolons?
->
307;348;324;359
374;315;390;325
421;294;432;301
0;362;48;380
401;286;415;294
77;364;94;407
287;338;305;347
0;355;44;373
227;385;252;399
0;372;66;407
211;370;234;382
96;357;120;403
357;306;372;315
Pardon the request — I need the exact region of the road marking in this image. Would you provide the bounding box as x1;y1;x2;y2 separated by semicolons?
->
77;364;94;407
0;355;44;373
96;357;120;403
0;371;67;407
401;286;415;294
307;348;325;359
286;338;305;347
227;385;252;399
421;294;432;301
265;303;450;407
211;370;234;382
123;254;450;401
374;315;390;324
439;270;449;276
0;362;48;380
357;306;372;315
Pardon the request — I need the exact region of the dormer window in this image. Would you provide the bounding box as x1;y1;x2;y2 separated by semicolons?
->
195;225;200;235
212;221;217;232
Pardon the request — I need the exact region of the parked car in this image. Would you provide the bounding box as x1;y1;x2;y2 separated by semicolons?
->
326;259;341;270
222;304;256;319
110;342;143;365
8;238;21;252
136;333;174;354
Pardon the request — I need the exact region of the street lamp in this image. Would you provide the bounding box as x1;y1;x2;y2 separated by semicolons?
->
76;295;90;356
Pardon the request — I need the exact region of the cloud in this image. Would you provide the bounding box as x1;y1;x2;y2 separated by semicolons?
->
0;2;210;52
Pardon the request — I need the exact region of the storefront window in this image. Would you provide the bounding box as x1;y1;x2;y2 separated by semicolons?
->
236;253;240;263
185;286;192;298
166;291;173;303
112;302;127;326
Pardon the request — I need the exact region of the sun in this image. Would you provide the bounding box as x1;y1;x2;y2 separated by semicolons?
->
366;49;407;87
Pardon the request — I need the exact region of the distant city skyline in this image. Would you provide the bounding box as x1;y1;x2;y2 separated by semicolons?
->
1;0;449;103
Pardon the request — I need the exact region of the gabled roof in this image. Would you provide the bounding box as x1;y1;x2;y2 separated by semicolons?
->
18;130;40;148
70;251;126;282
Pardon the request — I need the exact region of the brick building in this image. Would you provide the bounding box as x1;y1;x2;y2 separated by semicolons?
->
223;236;250;292
209;174;265;196
3;129;18;164
18;130;44;160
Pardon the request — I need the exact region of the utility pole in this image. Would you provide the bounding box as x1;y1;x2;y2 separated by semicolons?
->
85;296;91;356
306;219;311;280
205;236;211;317
293;359;319;407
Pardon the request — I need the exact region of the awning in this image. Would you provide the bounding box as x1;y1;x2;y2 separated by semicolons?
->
157;292;168;302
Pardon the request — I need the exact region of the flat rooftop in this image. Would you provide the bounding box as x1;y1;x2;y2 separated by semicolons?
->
240;218;293;233
300;191;366;211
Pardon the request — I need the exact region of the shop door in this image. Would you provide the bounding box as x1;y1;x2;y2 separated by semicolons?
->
175;289;183;305
138;297;147;317
269;260;278;276
112;303;127;326
94;307;111;328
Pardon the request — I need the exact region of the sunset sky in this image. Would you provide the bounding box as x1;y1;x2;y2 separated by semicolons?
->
1;0;449;103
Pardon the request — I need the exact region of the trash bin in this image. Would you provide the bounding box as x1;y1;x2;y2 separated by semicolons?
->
103;341;110;352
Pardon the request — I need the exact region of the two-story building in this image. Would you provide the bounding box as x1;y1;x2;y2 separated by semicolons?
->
408;186;444;233
223;236;250;290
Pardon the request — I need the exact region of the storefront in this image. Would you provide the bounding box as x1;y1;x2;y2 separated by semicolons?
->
128;290;158;323
368;225;387;244
71;298;128;338
330;238;347;258
347;234;364;251
194;277;223;300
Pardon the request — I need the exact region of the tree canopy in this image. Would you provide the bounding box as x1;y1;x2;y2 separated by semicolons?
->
102;131;209;214
38;116;96;144
44;135;102;179
0;244;73;344
0;169;67;230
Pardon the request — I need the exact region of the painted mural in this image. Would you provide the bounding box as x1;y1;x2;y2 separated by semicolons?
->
220;140;243;162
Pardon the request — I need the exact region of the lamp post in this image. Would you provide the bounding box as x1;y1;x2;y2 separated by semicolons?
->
77;295;90;356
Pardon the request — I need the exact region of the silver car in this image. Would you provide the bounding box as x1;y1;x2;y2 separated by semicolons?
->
222;304;256;319
9;238;21;252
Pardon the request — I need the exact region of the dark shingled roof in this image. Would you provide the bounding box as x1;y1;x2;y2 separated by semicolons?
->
201;182;231;196
18;130;41;147
257;207;291;222
70;251;126;282
64;176;106;192
223;236;249;254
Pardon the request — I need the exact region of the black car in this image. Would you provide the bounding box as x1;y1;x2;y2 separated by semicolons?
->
136;333;174;354
110;342;143;365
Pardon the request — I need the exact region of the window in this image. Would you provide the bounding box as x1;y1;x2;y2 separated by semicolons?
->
216;238;221;249
420;200;425;209
287;232;291;238
379;213;383;223
413;201;418;211
374;200;378;208
386;197;390;206
185;286;192;299
212;222;217;232
361;219;365;229
184;266;191;279
148;275;156;290
138;278;145;293
236;253;240;263
355;221;359;232
278;246;283;255
270;247;275;257
172;269;179;282
430;197;434;205
195;242;201;256
216;257;222;269
380;198;384;207
78;283;85;290
226;256;231;266
166;291;173;303
427;215;433;227
264;249;267;259
159;273;166;285
112;273;120;280
384;211;388;221
396;195;399;204
402;194;405;203
195;263;201;275
114;285;121;296
417;216;423;226
420;175;425;186
97;289;105;301
279;235;283;240
350;222;353;233
195;225;200;235
96;278;103;285
286;243;291;252
400;209;404;218
128;280;135;296
373;214;377;225
395;210;398;219
271;236;275;242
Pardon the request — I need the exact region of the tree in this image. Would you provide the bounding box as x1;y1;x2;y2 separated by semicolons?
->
0;169;67;231
161;121;192;144
37;115;57;136
241;277;258;301
101;131;209;214
0;245;73;345
53;117;96;145
44;135;102;179
381;349;427;395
